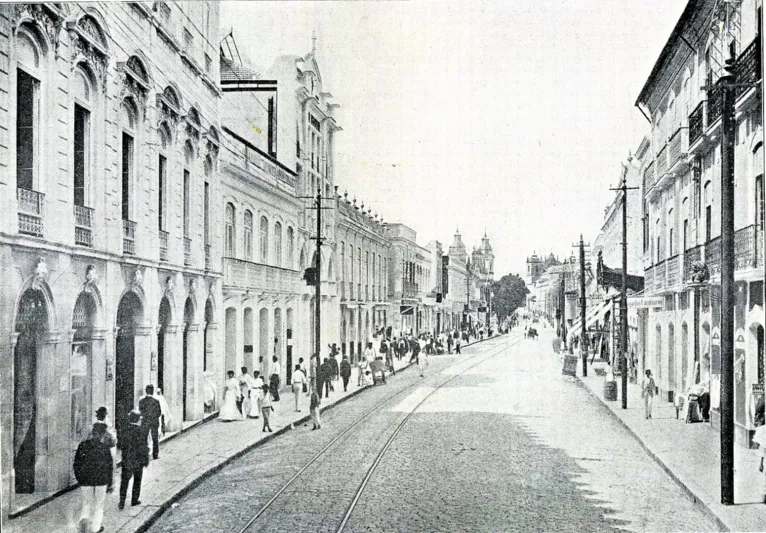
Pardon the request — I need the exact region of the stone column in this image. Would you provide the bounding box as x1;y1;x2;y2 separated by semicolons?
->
185;324;202;421
163;324;183;432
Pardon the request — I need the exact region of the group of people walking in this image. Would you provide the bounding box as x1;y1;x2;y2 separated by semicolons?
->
72;384;166;533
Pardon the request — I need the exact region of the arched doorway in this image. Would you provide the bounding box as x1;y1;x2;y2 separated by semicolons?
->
14;288;48;493
243;307;254;370
286;308;294;384
116;291;143;442
182;297;194;421
654;324;662;387
71;292;97;456
701;322;711;383
203;298;213;374
259;308;269;373
667;323;675;401
681;323;689;393
157;297;172;395
224;307;237;376
274;308;283;381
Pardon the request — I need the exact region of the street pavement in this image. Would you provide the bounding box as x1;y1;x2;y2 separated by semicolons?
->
148;331;718;533
576;336;766;533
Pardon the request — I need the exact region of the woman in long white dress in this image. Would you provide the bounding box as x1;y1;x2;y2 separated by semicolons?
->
220;371;243;421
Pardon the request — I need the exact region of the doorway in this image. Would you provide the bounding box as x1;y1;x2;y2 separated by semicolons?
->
116;291;143;442
157;297;171;395
71;292;96;458
182;297;194;420
14;288;48;494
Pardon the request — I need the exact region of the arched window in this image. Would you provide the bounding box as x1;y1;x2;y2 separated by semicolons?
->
225;203;235;256
120;100;137;222
15;27;45;193
287;226;294;267
260;216;268;263
183;141;194;238
668;208;675;256
274;221;282;267
243;210;253;260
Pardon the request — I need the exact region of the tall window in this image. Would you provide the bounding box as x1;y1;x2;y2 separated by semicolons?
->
704;182;712;242
204;157;212;245
73;70;91;207
683;219;689;250
274;222;282;266
243;210;253;260
340;242;345;281
158;155;167;230
260;216;269;263
225;203;235;256
121;103;138;221
287;226;294;267
183;143;193;237
756;175;764;229
16;31;41;191
668;208;674;256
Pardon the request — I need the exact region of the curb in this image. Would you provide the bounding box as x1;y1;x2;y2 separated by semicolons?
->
133;361;415;533
571;375;731;532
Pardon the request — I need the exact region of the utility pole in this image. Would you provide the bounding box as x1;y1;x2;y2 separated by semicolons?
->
301;186;338;364
579;235;587;377
719;57;736;507
611;172;639;410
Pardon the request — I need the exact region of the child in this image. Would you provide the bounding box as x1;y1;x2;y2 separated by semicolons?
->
260;384;274;432
310;389;321;430
641;369;656;419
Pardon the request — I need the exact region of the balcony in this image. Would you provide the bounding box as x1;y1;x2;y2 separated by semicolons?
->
666;254;680;287
758;226;765;269
74;205;94;247
655;260;666;291
706;236;721;277
688;101;705;146
644;264;655;293
204;244;211;270
667;127;687;171
707;78;726;126
655;143;668;177
734;224;758;270
17;187;44;237
183;237;192;266
123;219;136;255
683;245;702;283
159;230;169;262
223;257;300;293
403;280;418;300
734;37;761;100
643;161;656;192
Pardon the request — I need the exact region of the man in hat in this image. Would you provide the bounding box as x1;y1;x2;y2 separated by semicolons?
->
118;410;148;510
138;385;162;460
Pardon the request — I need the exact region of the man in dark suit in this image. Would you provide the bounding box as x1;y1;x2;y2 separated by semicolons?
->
138;385;162;460
118;410;149;510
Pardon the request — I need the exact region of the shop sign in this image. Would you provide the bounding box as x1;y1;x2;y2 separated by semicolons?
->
627;296;665;309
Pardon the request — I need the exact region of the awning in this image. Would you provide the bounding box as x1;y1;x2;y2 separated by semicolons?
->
567;299;612;344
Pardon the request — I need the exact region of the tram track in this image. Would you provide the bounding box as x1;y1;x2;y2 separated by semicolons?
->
235;333;525;533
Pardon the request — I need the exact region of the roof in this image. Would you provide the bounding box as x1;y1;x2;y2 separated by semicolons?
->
220;55;261;83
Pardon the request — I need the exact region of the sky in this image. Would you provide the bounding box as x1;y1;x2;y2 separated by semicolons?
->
221;0;688;277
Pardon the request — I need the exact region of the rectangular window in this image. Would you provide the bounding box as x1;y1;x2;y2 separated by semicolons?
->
669;228;674;256
683;219;689;250
17;69;38;190
121;133;133;220
183;169;190;237
706;205;712;242
204;181;210;244
74;104;89;206
158;155;167;230
657;237;661;263
756;175;764;229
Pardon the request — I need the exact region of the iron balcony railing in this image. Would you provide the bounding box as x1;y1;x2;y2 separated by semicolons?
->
644;264;654;293
707;78;726;126
656;143;668;177
223;257;300;293
74;205;94;247
688;101;705;146
683;245;702;283
403;280;419;299
204;244;212;270
734;37;761;99
183;237;192;266
706;236;721;277
643;161;656;191
734;224;757;270
666;254;680;287
17;187;44;237
655;260;666;291
123;219;136;255
159;230;169;262
667;127;687;170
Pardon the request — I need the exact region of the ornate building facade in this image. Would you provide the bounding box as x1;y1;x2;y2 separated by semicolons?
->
0;2;223;516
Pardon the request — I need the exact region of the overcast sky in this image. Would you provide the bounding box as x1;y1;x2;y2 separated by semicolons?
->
221;0;687;277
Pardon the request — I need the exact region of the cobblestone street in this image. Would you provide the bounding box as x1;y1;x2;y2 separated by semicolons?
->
148;333;718;532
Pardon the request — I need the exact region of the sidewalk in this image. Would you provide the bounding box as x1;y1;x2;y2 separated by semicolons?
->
568;347;766;531
5;359;412;533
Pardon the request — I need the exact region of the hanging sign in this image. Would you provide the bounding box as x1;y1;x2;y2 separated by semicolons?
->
628;296;665;309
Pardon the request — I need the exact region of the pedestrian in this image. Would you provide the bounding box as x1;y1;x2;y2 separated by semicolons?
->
238;366;254;416
270;355;281;401
447;334;453;354
417;347;428;378
155;388;171;436
329;351;339;392
358;355;369;387
750;393;766;503
641;369;656;419
309;353;318;396
118;410;148;510
260;384;274;432
138;385;162;460
310;388;322;430
257;355;264;377
292;364;306;412
93;407;117;492
74;420;114;533
220;370;243;421
455;337;461;354
340;356;351;391
248;371;264;419
321;358;332;398
364;342;376;365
